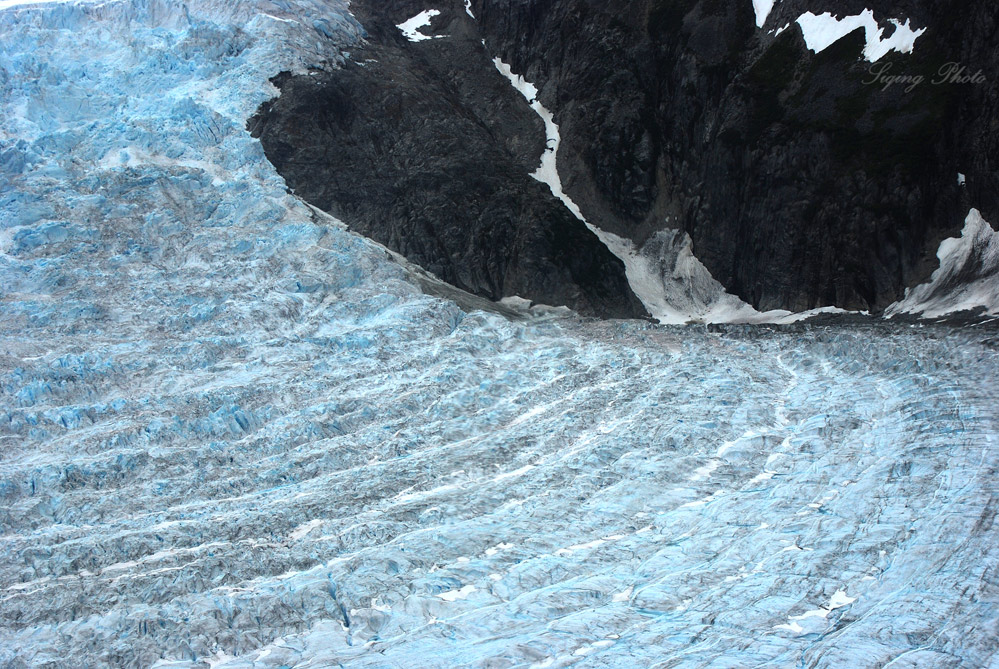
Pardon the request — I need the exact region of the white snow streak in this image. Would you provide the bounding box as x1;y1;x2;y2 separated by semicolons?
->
492;57;867;325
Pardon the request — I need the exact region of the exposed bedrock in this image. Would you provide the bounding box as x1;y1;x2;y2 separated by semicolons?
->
251;0;999;316
248;4;648;319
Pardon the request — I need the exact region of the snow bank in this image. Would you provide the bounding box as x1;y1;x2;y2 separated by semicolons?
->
753;0;776;28
885;208;999;318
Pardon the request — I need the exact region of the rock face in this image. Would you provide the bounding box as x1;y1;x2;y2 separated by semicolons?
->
251;0;999;315
248;5;647;319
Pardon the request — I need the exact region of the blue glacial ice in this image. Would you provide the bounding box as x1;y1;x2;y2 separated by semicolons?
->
1;1;999;667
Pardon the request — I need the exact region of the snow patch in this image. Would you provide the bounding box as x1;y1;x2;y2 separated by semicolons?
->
775;589;856;634
612;586;633;602
484;542;514;556
288;518;323;541
753;0;776;28
796;10;926;62
828;589;857;609
690;459;720;481
397;9;444;42
774;620;804;633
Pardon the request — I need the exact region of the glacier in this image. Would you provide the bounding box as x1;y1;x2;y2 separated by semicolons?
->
1;1;999;668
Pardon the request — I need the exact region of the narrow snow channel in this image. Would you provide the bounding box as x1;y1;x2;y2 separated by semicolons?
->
491;57;861;325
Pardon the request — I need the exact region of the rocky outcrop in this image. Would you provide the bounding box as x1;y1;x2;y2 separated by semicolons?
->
248;3;648;319
251;0;999;316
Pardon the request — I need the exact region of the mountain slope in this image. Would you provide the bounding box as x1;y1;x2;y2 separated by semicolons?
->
248;13;648;319
253;0;999;318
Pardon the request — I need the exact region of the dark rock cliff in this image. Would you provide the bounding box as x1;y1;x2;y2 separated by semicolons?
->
250;0;998;316
247;4;648;319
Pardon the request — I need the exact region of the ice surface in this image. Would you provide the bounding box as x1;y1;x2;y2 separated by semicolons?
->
2;1;999;668
0;0;103;8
